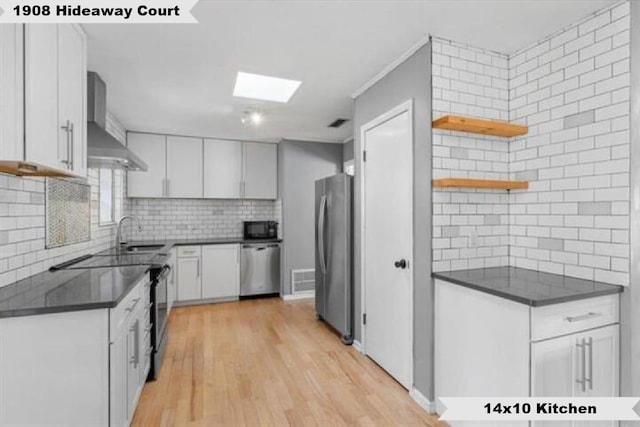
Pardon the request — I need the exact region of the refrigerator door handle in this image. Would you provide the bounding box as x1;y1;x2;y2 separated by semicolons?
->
318;194;327;274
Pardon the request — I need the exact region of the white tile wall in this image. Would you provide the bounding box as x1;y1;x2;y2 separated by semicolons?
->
509;1;630;285
433;1;631;286
0;114;127;288
432;37;511;271
125;198;281;241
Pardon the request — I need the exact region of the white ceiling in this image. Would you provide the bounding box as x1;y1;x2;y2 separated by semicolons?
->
85;0;615;144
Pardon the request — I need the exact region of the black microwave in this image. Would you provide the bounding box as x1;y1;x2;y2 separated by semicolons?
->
244;221;278;240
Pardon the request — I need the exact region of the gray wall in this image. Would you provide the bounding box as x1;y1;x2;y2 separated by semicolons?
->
278;139;343;295
622;0;640;416
343;139;354;162
353;42;433;398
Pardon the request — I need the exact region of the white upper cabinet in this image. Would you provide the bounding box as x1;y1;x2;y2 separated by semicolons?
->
22;24;87;177
0;25;24;162
243;142;278;200
57;24;87;177
167;136;203;198
24;24;60;170
127;132;278;200
127;133;166;198
203;138;242;199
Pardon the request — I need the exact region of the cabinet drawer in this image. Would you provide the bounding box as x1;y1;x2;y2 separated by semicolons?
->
110;273;149;335
531;294;619;341
178;246;201;257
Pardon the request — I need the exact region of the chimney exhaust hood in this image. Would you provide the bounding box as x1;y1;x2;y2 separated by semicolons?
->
87;72;147;171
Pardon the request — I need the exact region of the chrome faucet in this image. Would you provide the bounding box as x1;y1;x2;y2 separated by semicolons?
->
116;216;142;249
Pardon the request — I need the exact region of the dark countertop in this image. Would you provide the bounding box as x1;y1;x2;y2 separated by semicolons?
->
128;238;283;255
432;267;623;307
0;237;282;319
0;265;151;318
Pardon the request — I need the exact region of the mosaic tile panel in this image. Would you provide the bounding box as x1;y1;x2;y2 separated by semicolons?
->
45;178;90;248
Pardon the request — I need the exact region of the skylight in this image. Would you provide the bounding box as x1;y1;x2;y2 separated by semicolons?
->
233;72;301;103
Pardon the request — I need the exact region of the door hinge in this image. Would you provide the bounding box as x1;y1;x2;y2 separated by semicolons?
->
363;313;367;325
363;150;367;162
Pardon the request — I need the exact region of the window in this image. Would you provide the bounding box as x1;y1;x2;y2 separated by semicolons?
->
99;169;114;225
344;159;355;176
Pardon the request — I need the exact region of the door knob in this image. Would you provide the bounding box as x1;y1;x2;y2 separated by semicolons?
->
394;259;407;269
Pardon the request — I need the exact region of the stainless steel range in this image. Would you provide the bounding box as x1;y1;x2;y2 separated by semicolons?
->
49;245;171;381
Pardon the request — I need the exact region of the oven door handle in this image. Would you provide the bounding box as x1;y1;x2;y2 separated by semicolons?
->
157;265;171;282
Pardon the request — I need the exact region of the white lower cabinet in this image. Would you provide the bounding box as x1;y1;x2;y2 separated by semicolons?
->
0;274;151;427
531;324;619;427
435;279;620;426
202;244;240;299
176;244;240;304
177;256;202;301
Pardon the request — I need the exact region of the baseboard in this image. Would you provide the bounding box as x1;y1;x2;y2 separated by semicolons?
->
352;339;363;353
173;296;239;307
409;387;435;414
281;292;315;301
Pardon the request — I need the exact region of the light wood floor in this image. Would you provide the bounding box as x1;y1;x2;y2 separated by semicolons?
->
132;298;443;426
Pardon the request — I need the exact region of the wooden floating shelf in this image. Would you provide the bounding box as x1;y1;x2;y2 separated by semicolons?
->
433;115;528;137
433;178;529;190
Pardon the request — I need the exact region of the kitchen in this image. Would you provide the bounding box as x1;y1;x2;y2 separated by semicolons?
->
0;0;639;426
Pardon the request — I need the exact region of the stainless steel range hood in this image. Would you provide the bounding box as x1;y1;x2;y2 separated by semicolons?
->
87;72;147;171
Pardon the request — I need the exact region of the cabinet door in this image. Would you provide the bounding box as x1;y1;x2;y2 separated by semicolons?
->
127;133;167;198
110;328;128;427
58;24;87;177
202;245;239;299
203;139;242;198
126;317;140;420
573;325;619;427
24;24;61;170
167;136;203;198
0;25;24;161
167;251;176;314
243;142;277;199
177;257;202;301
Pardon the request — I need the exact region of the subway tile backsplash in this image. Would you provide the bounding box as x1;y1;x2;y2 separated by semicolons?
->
125;198;281;242
433;0;631;286
509;0;630;285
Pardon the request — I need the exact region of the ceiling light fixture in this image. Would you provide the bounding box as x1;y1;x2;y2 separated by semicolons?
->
233;71;301;103
241;110;264;125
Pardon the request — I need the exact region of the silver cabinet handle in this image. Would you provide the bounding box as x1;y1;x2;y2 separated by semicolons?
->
69;122;74;170
586;337;593;390
60;120;71;168
166;179;170;197
129;319;140;366
576;338;586;392
565;312;602;323
317;195;327;274
125;297;141;313
197;258;200;277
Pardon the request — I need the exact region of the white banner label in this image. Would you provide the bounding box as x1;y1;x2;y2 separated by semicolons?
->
0;0;199;23
439;397;640;421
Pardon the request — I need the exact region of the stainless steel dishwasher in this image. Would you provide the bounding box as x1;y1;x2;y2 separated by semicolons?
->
240;242;281;296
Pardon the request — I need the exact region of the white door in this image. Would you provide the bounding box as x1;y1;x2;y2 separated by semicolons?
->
243;142;278;199
127;133;166;198
24;24;61;170
177;257;201;301
58;24;87;177
167;136;203;198
203;139;243;198
202;245;240;299
362;101;413;389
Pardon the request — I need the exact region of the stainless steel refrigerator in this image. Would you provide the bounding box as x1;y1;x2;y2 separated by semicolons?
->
315;174;353;345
